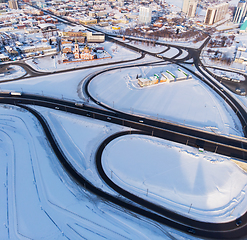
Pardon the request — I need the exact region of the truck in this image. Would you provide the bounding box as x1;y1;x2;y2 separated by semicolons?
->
10;92;22;96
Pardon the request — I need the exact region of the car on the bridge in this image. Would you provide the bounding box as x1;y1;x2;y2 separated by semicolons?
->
236;88;241;93
236;218;242;227
187;228;195;234
75;102;84;107
10;92;22;96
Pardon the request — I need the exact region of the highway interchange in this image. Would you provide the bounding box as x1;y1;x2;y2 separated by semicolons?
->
2;11;247;239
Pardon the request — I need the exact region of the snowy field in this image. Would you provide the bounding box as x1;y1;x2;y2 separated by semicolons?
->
0;68;96;101
102;134;247;223
26;41;141;72
33;106;127;191
0;104;201;240
0;51;246;238
160;48;180;58
176;49;189;60
88;64;243;137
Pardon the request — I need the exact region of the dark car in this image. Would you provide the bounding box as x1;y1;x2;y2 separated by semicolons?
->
187;228;195;234
236;218;242;227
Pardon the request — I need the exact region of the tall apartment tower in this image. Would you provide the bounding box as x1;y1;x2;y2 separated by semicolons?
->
139;6;152;25
182;0;198;18
8;0;18;9
204;2;228;25
233;0;247;23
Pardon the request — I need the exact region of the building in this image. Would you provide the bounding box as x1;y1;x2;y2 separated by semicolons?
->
161;71;175;82
87;32;105;43
204;3;229;25
233;0;247;24
18;45;52;54
139;6;152;25
138;78;153;87
5;46;18;55
73;43;96;60
37;23;57;32
79;19;97;25
182;0;198;18
0;54;9;62
62;44;72;54
138;74;159;87
58;30;87;38
8;0;18;9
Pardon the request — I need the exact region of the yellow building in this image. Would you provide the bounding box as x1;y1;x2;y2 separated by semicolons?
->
59;31;87;37
79;19;97;25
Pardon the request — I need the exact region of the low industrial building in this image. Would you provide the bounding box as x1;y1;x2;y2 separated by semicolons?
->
87;32;105;43
138;75;159;87
79;19;97;25
138;69;191;87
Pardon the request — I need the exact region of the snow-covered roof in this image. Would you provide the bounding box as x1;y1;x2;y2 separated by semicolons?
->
38;23;56;30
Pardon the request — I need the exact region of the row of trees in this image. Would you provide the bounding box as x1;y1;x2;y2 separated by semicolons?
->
208;35;235;48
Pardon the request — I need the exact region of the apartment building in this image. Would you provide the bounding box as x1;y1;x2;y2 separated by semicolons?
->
182;0;198;18
204;2;228;25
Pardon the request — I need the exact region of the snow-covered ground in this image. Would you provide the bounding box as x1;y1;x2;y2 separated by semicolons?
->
201;54;247;72
207;67;245;81
33;106;127;191
0;45;246;238
0;69;87;100
88;64;243;137
0;104;201;240
0;55;163;103
165;0;183;9
175;49;189;60
160;48;179;58
102;134;247;223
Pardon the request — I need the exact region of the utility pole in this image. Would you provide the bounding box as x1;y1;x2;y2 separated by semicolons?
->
188;203;192;213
